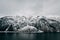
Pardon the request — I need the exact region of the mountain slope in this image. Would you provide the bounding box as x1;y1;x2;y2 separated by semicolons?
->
0;16;60;32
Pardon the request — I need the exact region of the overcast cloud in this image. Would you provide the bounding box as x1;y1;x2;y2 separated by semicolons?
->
0;0;60;17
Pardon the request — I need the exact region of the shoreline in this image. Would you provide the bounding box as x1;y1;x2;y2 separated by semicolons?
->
0;31;43;33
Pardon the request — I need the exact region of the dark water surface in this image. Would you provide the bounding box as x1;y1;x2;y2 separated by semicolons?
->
0;33;60;40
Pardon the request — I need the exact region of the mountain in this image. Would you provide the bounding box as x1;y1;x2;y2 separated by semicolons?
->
0;16;60;32
0;16;27;31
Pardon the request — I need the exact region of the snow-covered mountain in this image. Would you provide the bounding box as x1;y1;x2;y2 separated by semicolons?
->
0;16;60;32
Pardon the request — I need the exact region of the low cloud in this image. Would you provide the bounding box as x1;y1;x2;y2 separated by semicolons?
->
0;0;60;17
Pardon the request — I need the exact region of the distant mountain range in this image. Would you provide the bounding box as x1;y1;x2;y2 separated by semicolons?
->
0;16;60;33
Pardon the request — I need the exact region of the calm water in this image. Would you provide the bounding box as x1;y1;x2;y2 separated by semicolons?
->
0;33;60;40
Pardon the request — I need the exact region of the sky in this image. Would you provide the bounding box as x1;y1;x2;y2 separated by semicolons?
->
0;0;60;17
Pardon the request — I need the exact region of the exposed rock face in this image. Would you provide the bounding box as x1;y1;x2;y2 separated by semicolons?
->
35;17;60;32
0;16;60;32
0;16;27;31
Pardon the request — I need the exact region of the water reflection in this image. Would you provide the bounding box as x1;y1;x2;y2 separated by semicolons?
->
0;33;60;40
0;33;36;40
19;33;36;40
35;33;60;40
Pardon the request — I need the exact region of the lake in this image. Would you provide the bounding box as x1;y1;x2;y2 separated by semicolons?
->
0;33;60;40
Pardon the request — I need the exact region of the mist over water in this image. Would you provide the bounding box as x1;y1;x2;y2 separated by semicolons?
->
0;33;60;40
